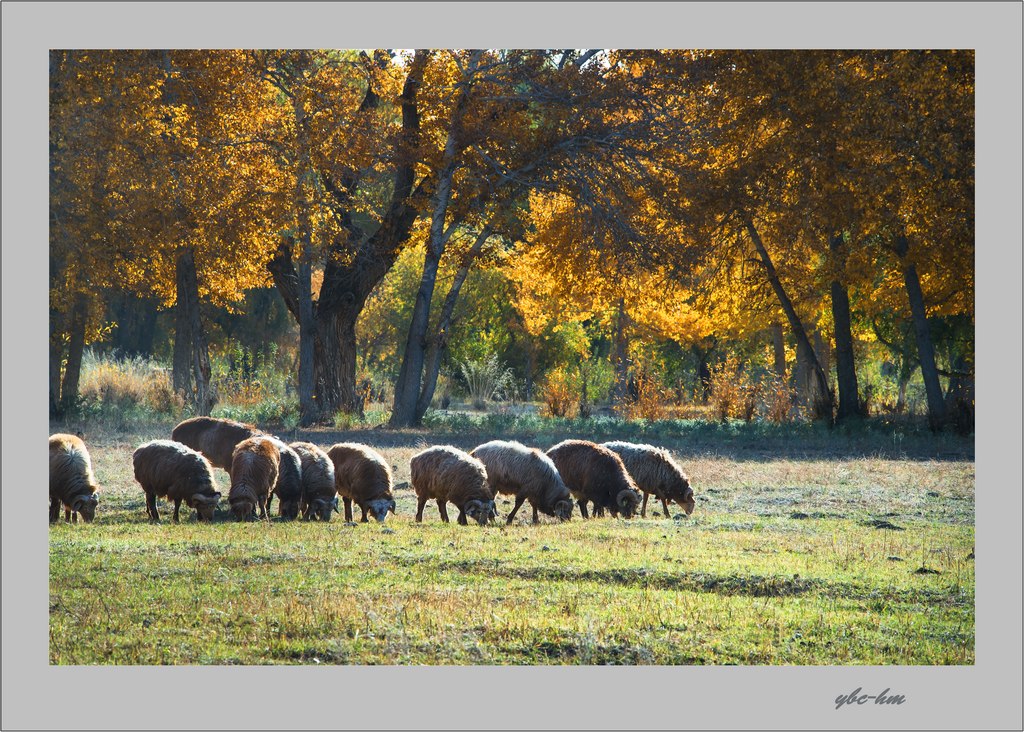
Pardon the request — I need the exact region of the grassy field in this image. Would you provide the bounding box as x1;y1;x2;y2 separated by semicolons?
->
48;419;974;665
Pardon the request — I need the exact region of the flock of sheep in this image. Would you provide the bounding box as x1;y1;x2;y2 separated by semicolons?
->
48;416;697;526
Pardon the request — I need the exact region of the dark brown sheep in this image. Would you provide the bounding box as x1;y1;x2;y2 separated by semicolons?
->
602;441;695;518
49;433;100;523
411;445;496;526
326;443;395;523
229;436;280;521
471;439;572;524
263;437;303;519
290;442;337;521
132;440;221;522
545;439;642;519
171;416;262;471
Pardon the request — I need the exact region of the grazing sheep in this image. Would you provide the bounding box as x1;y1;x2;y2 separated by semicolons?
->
263;437;303;519
49;433;100;523
229;436;280;521
545;439;642;519
171;416;262;471
602;441;695;518
326;443;396;523
132;440;220;522
471;439;573;524
290;441;337;521
410;446;496;526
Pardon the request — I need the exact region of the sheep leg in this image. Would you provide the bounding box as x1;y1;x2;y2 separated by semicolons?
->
416;496;427;522
506;495;527;524
437;500;450;523
343;497;353;523
532;503;540;525
577;499;589;519
49;497;61;523
661;497;671;518
266;492;275;517
173;498;182;523
641;492;650;518
146;492;160;522
457;509;467;526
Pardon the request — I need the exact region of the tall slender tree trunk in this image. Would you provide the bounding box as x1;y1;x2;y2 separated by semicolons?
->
390;52;480;428
412;225;494;424
292;81;320;427
692;343;712;403
829;232;862;421
612;298;631;408
49;332;64;418
770;321;787;378
744;218;834;422
391;248;444;427
58;293;89;415
893;234;947;430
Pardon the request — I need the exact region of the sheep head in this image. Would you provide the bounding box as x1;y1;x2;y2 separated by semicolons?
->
616;489;641;519
552;499;574;521
463;499;492;526
680;486;696;516
278;499;300;521
365;498;394;523
304;498;333;522
191;492;220;522
71;494;99;522
229;497;257;522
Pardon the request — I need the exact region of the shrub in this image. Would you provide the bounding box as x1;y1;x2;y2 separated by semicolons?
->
541;366;579;418
762;375;800;423
458;355;515;411
618;363;670;421
78;350;184;417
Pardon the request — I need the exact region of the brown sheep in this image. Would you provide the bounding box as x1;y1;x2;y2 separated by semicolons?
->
229;436;280;521
471;439;573;524
290;442;337;521
410;446;496;526
326;443;395;523
602;441;695;518
263;437;303;519
171;416;262;471
545;439;642;519
49;433;100;523
132;440;221;522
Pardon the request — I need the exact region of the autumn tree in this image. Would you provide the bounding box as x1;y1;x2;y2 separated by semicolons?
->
264;49;431;423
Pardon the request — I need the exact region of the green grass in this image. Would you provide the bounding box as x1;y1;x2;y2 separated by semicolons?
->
49;426;974;665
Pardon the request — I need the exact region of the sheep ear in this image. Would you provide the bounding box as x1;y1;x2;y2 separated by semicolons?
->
617;490;636;509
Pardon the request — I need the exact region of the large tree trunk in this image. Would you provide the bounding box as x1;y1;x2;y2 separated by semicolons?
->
269;51;429;421
893;234;947;431
744;218;834;422
172;248;214;415
58;293;89;416
829;232;862;421
943;354;974;435
314;295;365;418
